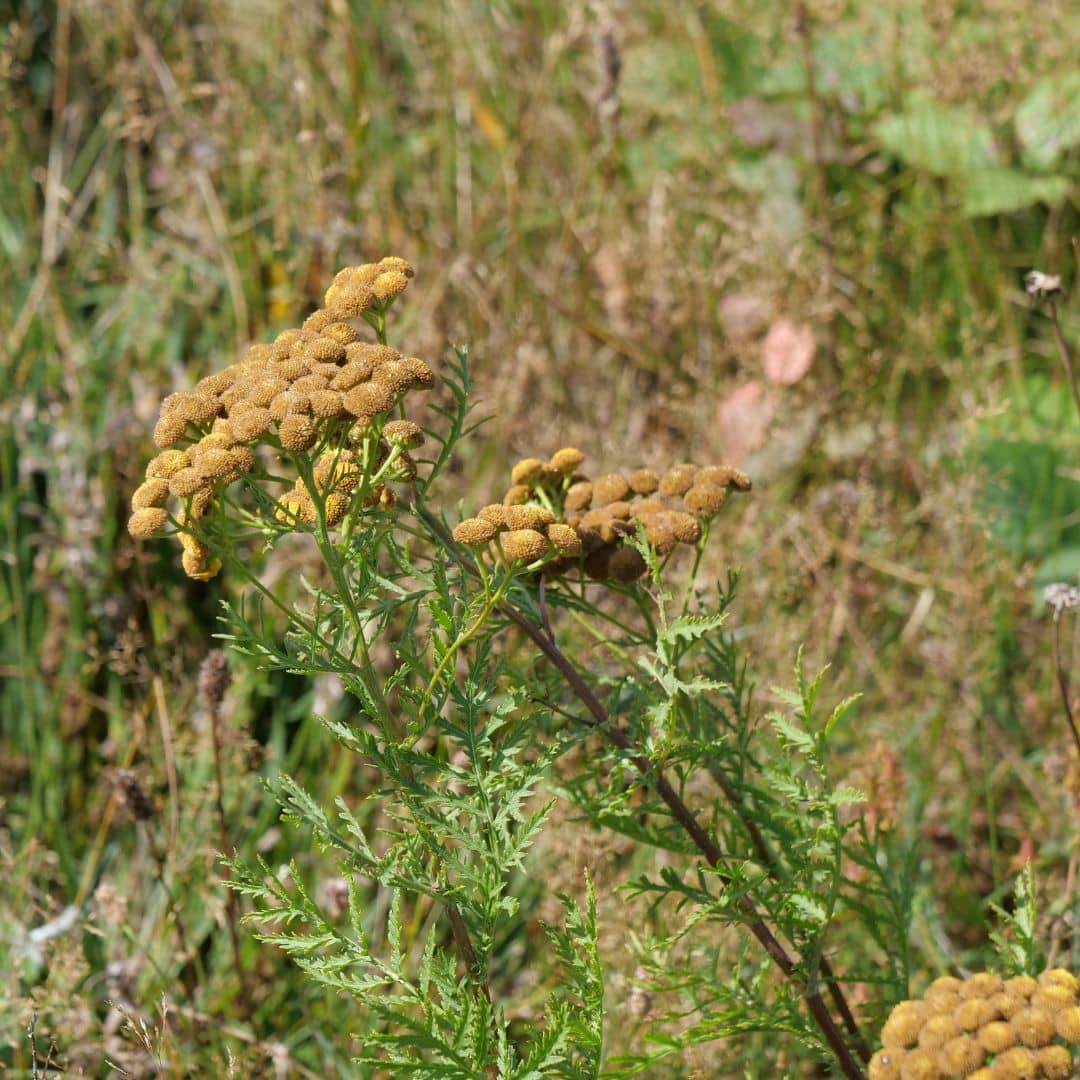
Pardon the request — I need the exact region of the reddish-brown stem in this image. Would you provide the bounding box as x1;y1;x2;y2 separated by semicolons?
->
498;601;868;1078
1052;611;1080;757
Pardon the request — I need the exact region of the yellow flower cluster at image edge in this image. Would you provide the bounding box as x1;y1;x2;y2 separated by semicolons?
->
871;969;1080;1079
128;258;432;579
452;449;750;582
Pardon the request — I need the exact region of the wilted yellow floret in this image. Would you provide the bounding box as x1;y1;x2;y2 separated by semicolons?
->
868;1047;902;1080
331;362;373;391
181;546;222;581
1031;986;1076;1013
961;974;1004;1000
503;484;532;505
323;492;351;527
500;529;549;563
894;1046;939;1079
127;507;168;538
1005;976;1039;999
453;518;498;546
373;360;416;394
989;993;1025;1020
953;998;998;1031
377;256;415;278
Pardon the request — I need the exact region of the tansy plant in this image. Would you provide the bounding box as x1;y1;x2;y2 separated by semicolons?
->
127;259;1056;1079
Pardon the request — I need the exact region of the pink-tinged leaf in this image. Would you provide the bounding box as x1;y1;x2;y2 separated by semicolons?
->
717;380;777;465
762;318;816;385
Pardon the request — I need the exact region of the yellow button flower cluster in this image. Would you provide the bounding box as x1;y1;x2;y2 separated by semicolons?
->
452;451;751;582
128;258;432;579
871;969;1080;1079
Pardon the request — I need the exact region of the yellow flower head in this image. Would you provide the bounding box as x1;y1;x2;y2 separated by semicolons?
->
500;529;549;563
128;507;168;538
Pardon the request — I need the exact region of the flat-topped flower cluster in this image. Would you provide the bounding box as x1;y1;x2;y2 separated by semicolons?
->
452;449;751;581
128;257;431;579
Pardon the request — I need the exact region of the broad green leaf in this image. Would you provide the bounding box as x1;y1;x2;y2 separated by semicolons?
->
1015;71;1080;170
961;169;1072;218
875;96;998;177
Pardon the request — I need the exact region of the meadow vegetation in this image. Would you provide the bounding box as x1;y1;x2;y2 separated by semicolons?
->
2;1;1080;1076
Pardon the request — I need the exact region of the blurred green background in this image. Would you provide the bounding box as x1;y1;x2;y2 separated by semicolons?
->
2;0;1079;1074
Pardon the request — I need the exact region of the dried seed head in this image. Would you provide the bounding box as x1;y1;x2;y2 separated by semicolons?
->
478;504;506;527
322;321;359;346
638;515;676;555
549;447;585;474
348;342;400;366
1040;970;1080;994
988;1046;1037;1078
195;448;237;481
684;483;727;517
503;484;532;505
168;468;208;498
659;463;698;496
1012;1006;1055;1047
377;256;415;278
400;356;435;389
511;458;546;486
343;382;397;418
453;517;498;546
131;478;170;509
372;360;416;394
382;452;417;482
325;283;375;318
916;1014;960;1048
1055;1006;1080;1041
547;523;583;557
309;389;346;418
881;1003;927;1049
198;649;232;711
961;973;1004;999
607;545;647;582
935;1035;982;1077
382;420;424;448
505;505;556;531
290;373;330;396
500;528;549;563
1035;1044;1073;1079
278;414;319;452
977;1020;1017;1054
628;468;660;494
153;411;189;448
127;507;168;538
1031;986;1076;1013
196;369;238;396
564;481;593;511
373;270;410;302
593;473;631;505
188;487;215;518
302;309;335;334
604;500;632;520
305;336;347;364
145;449;191;478
230;407;272;441
331;362;373;391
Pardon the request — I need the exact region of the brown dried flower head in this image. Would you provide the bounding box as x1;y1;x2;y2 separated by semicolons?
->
871;969;1080;1080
